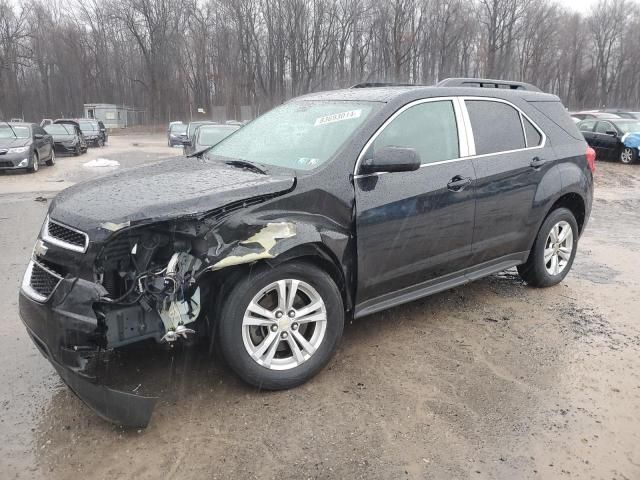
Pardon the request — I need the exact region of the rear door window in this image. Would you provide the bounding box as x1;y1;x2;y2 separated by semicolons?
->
465;100;526;155
579;120;596;132
371;100;459;165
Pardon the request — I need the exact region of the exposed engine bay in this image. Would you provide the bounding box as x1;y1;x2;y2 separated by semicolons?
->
94;229;207;347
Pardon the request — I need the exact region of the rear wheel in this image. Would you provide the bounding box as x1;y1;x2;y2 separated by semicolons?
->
518;207;578;287
620;147;637;164
218;262;344;390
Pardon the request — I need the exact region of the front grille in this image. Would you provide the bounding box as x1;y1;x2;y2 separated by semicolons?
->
43;217;88;253
22;260;63;302
0;160;14;167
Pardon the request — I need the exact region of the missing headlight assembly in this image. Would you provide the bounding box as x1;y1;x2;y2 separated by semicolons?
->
94;227;205;347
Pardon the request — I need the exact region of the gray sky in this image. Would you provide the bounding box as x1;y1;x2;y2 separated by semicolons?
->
556;0;599;12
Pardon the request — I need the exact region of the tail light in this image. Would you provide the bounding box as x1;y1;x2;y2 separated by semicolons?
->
586;146;596;173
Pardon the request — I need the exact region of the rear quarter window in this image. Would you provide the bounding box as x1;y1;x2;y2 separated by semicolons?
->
529;101;584;141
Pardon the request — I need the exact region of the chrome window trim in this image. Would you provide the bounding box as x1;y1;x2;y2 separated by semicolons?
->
21;258;63;303
42;215;89;253
354;97;468;179
461;96;546;157
354;95;547;179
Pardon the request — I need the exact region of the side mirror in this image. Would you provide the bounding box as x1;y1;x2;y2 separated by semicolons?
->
605;130;618;137
360;146;421;175
34;133;44;140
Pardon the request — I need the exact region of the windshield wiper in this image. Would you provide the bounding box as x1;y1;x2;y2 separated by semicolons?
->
187;145;215;158
224;159;268;175
1;121;17;138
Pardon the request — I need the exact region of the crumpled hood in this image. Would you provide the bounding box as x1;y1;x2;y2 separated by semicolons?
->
0;138;30;149
49;157;296;236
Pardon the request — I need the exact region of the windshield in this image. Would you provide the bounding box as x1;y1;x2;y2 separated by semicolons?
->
171;124;187;134
197;126;238;147
79;121;98;131
207;101;378;170
0;125;30;138
617;121;640;134
45;124;74;135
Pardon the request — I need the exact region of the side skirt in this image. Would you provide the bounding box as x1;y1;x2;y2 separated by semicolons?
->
353;251;529;319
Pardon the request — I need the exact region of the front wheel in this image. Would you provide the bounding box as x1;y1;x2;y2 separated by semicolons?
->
620;147;637;164
218;262;344;390
518;208;578;287
27;152;39;173
46;148;55;166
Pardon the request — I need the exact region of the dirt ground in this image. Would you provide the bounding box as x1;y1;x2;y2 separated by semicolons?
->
0;136;638;479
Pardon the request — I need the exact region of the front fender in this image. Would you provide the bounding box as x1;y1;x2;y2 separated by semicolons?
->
203;213;354;307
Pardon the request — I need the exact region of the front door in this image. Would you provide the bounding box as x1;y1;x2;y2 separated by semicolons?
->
355;99;476;307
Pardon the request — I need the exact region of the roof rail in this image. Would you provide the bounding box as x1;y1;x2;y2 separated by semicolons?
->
350;82;422;89
436;78;542;92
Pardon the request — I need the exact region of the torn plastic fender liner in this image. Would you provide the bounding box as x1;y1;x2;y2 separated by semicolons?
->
19;278;159;428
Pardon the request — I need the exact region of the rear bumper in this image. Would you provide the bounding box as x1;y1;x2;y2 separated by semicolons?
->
19;283;158;427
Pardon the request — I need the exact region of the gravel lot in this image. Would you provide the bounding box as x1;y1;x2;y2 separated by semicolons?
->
0;134;638;479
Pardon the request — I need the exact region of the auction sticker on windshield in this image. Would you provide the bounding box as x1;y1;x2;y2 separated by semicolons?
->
314;109;362;126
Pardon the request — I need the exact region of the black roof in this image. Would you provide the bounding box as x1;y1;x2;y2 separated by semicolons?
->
296;86;558;104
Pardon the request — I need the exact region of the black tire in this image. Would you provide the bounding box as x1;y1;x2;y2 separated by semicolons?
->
620;147;637;164
218;262;344;390
46;148;55;166
517;207;579;287
27;152;39;173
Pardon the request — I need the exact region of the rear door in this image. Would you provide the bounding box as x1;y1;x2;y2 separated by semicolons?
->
355;98;476;306
464;98;550;264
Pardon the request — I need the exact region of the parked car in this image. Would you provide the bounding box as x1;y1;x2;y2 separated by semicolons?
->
167;122;187;147
44;122;88;156
189;124;240;154
97;120;108;145
19;79;593;427
54;119;103;147
571;111;621;120
184;124;239;155
183;120;217;154
0;122;55;172
601;109;640;119
578;117;640;164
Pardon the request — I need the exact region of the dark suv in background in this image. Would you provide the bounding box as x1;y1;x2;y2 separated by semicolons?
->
19;79;593;427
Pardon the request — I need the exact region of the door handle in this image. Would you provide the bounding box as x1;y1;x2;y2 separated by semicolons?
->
447;175;472;192
530;157;547;169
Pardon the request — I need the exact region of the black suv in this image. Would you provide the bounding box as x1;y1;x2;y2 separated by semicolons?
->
19;79;594;427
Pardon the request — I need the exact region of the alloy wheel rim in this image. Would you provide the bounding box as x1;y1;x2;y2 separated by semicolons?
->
544;220;573;276
621;148;633;164
50;150;55;164
33;154;39;171
242;279;327;370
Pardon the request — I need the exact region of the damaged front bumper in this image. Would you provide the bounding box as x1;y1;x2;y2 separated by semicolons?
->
19;277;158;428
